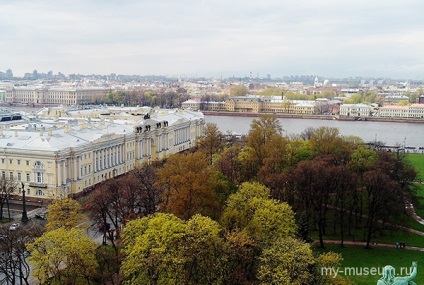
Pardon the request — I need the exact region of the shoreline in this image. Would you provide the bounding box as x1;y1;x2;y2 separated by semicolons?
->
202;111;424;124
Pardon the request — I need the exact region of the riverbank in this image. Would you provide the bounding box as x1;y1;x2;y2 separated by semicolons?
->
202;111;424;124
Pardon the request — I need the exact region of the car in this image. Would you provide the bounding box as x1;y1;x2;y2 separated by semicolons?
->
9;223;20;231
35;212;47;220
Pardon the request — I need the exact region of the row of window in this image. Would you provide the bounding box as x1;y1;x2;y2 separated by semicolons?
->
1;171;43;183
1;159;29;165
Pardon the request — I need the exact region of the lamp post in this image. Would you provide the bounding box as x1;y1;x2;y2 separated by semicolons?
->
21;182;28;223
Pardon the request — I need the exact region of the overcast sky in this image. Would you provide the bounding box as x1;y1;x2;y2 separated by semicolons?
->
1;0;423;79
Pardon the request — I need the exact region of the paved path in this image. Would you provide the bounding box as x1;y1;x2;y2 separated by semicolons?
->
321;239;424;252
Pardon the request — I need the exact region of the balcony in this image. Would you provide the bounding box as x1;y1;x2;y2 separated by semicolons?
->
29;182;47;188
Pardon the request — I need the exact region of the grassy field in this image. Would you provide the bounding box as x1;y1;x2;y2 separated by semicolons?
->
315;244;424;285
308;154;424;285
405;153;424;182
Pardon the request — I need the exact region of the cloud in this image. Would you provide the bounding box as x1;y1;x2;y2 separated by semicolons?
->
0;0;423;79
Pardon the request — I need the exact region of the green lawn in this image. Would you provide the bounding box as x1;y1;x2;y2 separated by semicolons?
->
315;244;424;285
405;153;424;182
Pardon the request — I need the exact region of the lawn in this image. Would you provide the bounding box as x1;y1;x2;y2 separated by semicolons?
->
315;243;424;285
405;153;424;182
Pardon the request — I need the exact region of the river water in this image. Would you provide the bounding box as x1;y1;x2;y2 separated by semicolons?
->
205;115;424;149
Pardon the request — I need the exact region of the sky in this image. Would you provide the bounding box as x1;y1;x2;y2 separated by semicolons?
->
1;0;423;79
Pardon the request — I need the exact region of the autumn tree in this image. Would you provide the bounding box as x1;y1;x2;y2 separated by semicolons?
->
157;152;224;220
45;198;85;231
215;145;244;185
309;127;352;163
28;228;98;285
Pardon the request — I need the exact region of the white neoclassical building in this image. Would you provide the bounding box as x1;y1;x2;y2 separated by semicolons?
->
0;106;204;201
339;104;372;117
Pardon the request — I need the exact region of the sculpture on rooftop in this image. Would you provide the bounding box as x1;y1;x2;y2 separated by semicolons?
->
377;261;417;285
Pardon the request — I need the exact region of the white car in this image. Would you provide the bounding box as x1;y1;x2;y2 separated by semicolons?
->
9;223;20;231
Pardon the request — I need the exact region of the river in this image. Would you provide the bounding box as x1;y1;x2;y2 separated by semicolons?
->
205;115;424;149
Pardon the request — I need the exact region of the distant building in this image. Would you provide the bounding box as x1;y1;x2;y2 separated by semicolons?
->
339;104;371;117
379;104;424;118
5;86;108;105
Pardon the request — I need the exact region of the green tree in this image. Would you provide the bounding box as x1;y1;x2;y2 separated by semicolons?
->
121;213;226;285
45;198;85;231
221;182;296;245
28;228;98;285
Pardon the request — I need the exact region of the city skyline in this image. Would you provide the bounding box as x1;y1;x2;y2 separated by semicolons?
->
1;0;423;80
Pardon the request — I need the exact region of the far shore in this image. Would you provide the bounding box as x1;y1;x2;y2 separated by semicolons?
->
202;111;424;124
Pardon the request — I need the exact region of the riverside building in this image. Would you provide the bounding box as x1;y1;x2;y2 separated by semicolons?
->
0;106;204;202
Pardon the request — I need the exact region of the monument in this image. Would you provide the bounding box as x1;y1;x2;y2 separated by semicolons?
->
377;262;417;285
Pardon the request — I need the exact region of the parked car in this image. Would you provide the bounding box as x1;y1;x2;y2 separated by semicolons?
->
9;223;20;231
35;212;47;220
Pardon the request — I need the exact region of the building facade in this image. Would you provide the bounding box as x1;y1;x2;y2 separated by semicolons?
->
339;104;372;117
5;86;108;105
0;107;204;201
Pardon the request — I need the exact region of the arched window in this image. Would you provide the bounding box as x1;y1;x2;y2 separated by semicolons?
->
35;189;44;196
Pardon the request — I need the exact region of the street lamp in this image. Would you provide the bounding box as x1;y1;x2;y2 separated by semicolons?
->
21;182;28;223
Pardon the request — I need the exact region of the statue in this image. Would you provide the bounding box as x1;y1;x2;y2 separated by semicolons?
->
377;262;417;285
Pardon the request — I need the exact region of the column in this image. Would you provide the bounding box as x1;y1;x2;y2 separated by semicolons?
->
62;160;67;185
94;151;97;172
74;157;77;181
57;161;61;185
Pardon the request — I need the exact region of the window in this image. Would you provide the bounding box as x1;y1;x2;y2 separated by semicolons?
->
17;160;20;165
9;172;13;180
36;172;43;183
36;189;44;196
26;173;30;182
1;159;4;164
18;172;21;181
1;171;5;179
9;159;12;164
26;161;29;166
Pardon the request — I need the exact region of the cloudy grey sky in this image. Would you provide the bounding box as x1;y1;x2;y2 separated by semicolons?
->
1;0;423;79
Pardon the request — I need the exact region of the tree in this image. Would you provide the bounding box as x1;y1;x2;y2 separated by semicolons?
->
45;198;85;231
121;213;226;285
221;182;296;245
257;238;315;285
230;85;248;97
157;152;222;220
131;161;164;216
197;122;225;165
0;225;44;285
246;115;283;170
362;169;400;248
28;228;98;285
0;178;16;221
223;231;258;285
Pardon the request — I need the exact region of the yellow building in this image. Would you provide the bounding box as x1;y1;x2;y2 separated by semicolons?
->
0;106;204;201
